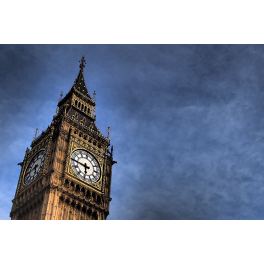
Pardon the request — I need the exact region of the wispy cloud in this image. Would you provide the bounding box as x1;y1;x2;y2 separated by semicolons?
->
1;45;264;219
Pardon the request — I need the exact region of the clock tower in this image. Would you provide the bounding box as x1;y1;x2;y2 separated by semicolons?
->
10;57;116;220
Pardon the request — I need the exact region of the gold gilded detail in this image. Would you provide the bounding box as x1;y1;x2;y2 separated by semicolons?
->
66;138;104;192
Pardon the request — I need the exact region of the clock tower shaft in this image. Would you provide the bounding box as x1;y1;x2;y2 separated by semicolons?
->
10;57;116;220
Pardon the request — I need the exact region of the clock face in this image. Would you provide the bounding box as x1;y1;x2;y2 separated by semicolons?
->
71;149;101;183
24;150;46;185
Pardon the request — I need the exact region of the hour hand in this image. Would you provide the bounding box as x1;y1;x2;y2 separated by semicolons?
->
84;164;88;174
33;164;39;172
71;158;90;170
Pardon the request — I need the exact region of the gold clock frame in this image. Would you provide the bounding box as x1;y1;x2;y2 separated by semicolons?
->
22;147;48;186
16;131;53;196
70;148;102;184
64;138;105;193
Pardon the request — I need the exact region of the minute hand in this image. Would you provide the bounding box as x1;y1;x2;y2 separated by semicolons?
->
71;158;90;170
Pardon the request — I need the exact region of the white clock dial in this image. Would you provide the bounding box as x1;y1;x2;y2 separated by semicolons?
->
71;149;101;183
24;150;46;185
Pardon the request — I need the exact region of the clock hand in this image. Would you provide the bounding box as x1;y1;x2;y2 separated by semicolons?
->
71;158;90;170
84;163;87;174
33;164;39;172
71;158;88;169
29;164;38;176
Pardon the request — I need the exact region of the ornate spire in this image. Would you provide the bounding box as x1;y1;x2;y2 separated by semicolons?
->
72;56;91;98
79;56;86;70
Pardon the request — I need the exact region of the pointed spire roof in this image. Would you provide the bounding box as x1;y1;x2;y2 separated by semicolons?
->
58;56;95;108
72;56;91;98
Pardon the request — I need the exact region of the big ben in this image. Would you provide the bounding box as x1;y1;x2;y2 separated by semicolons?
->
10;56;116;220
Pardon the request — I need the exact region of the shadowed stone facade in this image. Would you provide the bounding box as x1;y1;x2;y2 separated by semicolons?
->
10;57;116;220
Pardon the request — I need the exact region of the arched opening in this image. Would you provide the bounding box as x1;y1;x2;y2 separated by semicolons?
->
82;207;87;214
80;188;85;197
86;190;90;199
75;185;80;194
64;179;69;188
92;211;98;220
87;208;92;217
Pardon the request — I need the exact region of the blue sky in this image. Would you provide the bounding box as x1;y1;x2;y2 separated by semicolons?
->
1;44;264;220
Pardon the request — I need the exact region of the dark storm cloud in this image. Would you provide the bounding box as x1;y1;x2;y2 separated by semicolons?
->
1;45;264;219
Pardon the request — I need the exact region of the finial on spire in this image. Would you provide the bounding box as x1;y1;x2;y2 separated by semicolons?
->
79;56;86;70
32;128;39;142
55;91;63;116
26;147;30;155
107;127;111;138
59;91;63;101
93;91;96;102
34;128;39;137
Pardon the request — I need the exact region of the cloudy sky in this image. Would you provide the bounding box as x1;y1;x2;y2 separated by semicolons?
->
1;44;264;220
